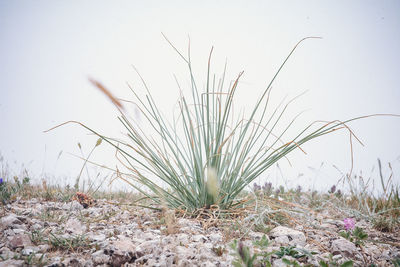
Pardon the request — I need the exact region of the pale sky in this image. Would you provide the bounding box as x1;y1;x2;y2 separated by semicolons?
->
1;1;399;193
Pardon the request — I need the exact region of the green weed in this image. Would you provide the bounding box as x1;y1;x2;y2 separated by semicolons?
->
30;229;91;252
230;235;274;267
230;240;259;267
319;254;354;267
275;245;314;259
0;176;31;204
392;258;400;267
48;233;92;252
339;222;368;247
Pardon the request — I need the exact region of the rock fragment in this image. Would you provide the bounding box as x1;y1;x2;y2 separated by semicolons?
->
0;259;25;267
331;237;359;258
0;214;22;231
7;234;32;249
92;250;110;265
270;226;307;246
65;217;86;235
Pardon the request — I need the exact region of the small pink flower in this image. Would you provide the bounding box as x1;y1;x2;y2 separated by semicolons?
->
343;218;355;231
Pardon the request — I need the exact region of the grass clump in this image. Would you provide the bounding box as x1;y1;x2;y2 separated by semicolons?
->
31;230;92;253
0;176;31;204
102;37;330;212
47;36;398;214
337;159;400;232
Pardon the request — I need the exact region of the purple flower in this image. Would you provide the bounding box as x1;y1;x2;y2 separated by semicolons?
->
253;183;261;192
238;241;245;260
0;178;3;184
329;185;336;194
296;185;302;193
262;182;272;191
344;218;355;231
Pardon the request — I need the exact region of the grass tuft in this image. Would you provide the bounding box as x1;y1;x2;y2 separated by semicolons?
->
45;37;400;214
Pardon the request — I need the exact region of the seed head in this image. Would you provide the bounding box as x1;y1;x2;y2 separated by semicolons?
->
206;167;219;201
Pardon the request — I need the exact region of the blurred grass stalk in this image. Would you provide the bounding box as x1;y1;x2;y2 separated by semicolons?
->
48;36;398;213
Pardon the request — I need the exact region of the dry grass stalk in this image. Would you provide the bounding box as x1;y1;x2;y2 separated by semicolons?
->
89;78;125;111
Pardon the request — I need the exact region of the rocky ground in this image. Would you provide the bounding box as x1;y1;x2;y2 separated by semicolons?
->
0;196;399;267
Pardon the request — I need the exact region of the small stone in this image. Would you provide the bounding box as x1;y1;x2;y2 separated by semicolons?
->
151;229;161;235
62;257;85;267
197;246;215;261
272;256;292;267
71;200;84;211
4;229;15;237
12;229;25;235
332;254;342;261
21;248;35;256
294;225;304;231
103;238;137;266
176;233;189;244
331;237;358;258
83;259;94;267
124;229;133;236
120;210;130;219
380;250;391;261
270;226;306;246
142;231;158;240
199;261;216;267
114;238;136;251
92;250;110;265
177;258;191;266
38;244;50;253
135;239;158;255
162;253;175;266
52;256;62;262
0;259;25;267
65;218;86;235
325;219;343;227
16;215;28;223
1;214;22;230
7;234;32;249
11;223;27;231
31;223;43;231
209;233;222;243
34;253;47;263
248;231;269;241
274;235;290;245
320;223;337;230
175;246;195;259
0;247;14;260
90;233;107;242
192;234;207;243
111;251;133;266
203;243;213;250
363;243;379;256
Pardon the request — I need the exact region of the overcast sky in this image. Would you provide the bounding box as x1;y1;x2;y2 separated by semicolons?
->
1;1;399;193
